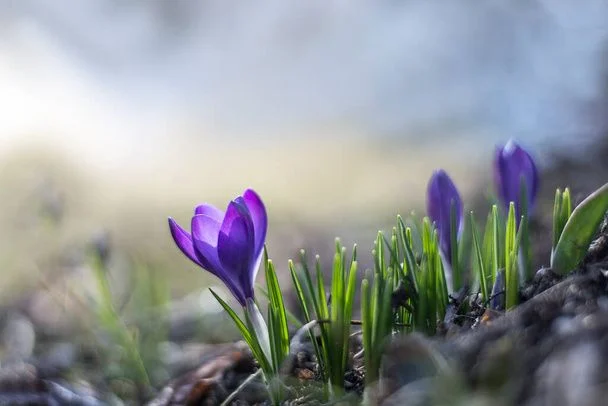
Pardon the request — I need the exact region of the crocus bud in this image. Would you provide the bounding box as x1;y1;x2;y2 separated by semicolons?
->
494;139;539;221
168;189;267;306
426;169;463;265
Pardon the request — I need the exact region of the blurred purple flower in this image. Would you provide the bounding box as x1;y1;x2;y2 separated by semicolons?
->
494;139;539;220
168;189;267;306
426;169;463;265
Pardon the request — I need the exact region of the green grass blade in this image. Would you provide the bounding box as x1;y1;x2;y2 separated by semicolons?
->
330;252;343;325
552;188;563;250
481;210;495;285
427;229;438;333
376;269;394;349
265;259;290;363
376;232;385;275
492;205;501;273
370;268;382;351
449;200;461;291
342;259;358;375
505;202;519;310
434;233;448;321
398;217;419;289
315;256;330;320
329;250;345;390
210;289;269;372
267;306;279;372
562;188;572;222
470;211;488;301
289;260;312;322
361;278;373;384
91;257;150;388
457;210;472;285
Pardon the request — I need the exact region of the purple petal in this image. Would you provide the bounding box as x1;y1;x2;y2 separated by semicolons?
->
510;144;539;208
426;170;463;263
242;189;268;256
191;214;223;273
194;203;224;222
218;205;252;271
494;140;539;219
218;202;255;302
191;213;221;247
191;214;248;305
168;218;203;267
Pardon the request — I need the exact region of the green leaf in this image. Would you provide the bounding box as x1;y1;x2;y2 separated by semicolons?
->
360;278;373;383
390;229;401;277
267;306;279;372
397;216;420;291
505;202;519;310
552;188;573;252
457;212;472;286
291;256;329;384
376;269;394;350
330;251;343;326
370;267;382;356
519;177;532;282
361;267;394;386
315;256;330;321
329;249;345;390
289;261;312;322
470;211;488;301
90;256;150;387
210;289;270;373
552;189;563;254
292;243;359;395
552;182;608;274
480;209;495;285
342;258;358;376
491;205;501;274
265;259;290;365
561;188;572;226
505;202;516;275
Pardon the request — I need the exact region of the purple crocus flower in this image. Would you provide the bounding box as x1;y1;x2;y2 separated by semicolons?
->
426;169;464;265
494;139;539;220
168;189;267;306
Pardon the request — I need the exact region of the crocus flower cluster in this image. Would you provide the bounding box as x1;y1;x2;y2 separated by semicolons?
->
163;138;576;401
168;188;267;306
427;139;538;255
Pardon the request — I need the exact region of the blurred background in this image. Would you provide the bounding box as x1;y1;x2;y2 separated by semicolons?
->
0;1;607;389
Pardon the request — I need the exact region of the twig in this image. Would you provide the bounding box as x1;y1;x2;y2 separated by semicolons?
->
220;369;263;406
316;319;410;327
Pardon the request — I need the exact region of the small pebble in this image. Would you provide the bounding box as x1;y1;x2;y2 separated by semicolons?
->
1;313;35;361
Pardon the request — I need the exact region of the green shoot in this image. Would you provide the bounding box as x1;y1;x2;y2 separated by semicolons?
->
361;266;394;386
470;211;489;302
504;202;525;310
289;241;358;396
519;176;532;282
552;188;572;253
89;254;150;394
552;182;608;274
211;248;291;405
449;200;462;291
